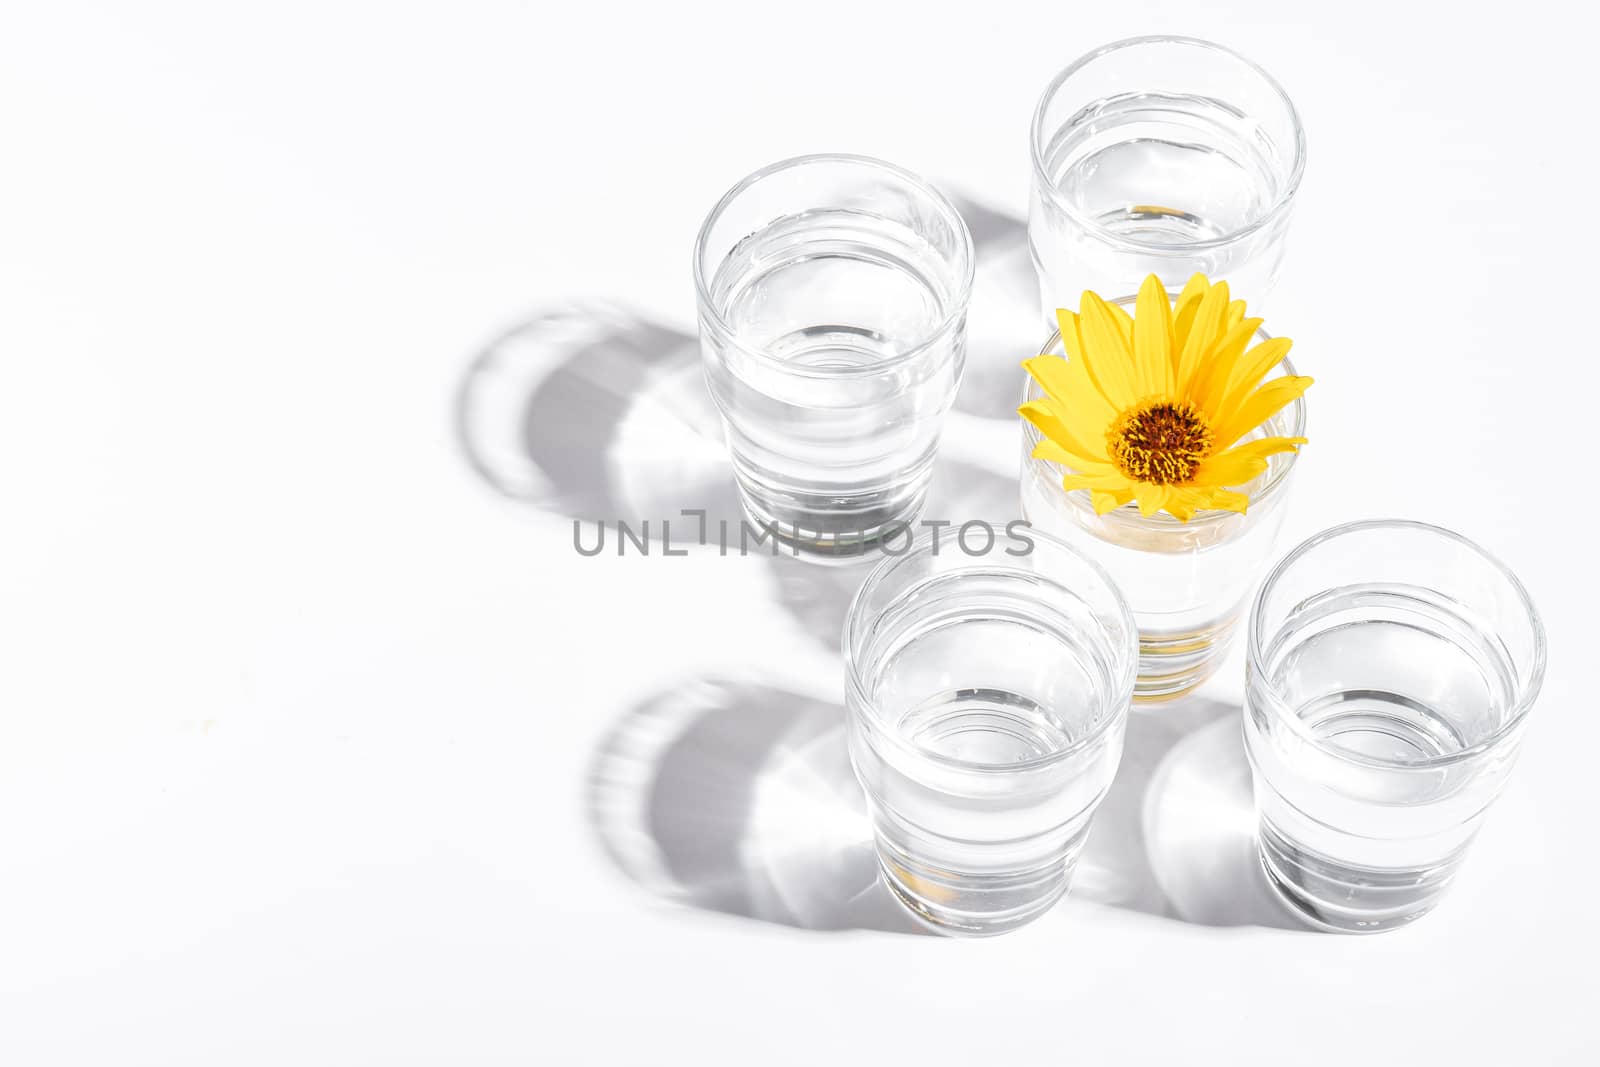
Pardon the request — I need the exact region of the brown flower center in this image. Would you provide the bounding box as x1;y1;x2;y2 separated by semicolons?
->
1107;399;1213;485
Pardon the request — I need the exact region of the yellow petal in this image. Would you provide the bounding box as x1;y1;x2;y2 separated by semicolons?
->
1055;308;1083;363
1211;376;1314;449
1226;299;1247;331
1133;482;1170;517
1031;438;1116;474
1061;471;1134;492
1171;273;1211;361
1183;442;1303;510
1133;273;1174;395
1219;337;1294;416
1025;349;1117;420
1191;450;1269;489
1214;435;1307;462
1105;299;1135;346
1175;280;1230;395
1019;396;1106;461
1018;396;1068;442
1020;360;1115;456
1194;438;1309;490
1022;355;1073;403
1206;489;1249;514
1059;359;1119;444
1164;487;1208;522
1090;488;1134;514
1077;292;1141;407
1190;316;1264;421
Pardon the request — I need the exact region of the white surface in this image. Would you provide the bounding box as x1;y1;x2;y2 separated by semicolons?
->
2;2;1595;1063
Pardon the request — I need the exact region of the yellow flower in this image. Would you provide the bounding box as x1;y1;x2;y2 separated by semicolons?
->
1020;273;1312;522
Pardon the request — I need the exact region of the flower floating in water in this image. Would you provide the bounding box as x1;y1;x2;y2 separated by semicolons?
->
1021;273;1312;521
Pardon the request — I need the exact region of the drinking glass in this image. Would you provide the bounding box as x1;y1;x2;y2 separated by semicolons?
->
1245;520;1546;932
1020;299;1306;702
1029;36;1305;314
694;154;974;560
843;527;1138;935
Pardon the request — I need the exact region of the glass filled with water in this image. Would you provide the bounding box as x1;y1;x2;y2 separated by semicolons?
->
1020;304;1306;702
694;154;974;559
844;527;1138;935
1246;520;1546;932
1030;36;1305;312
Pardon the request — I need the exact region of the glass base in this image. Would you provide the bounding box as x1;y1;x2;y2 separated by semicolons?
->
1134;616;1238;703
876;848;1072;937
734;474;933;564
1257;822;1450;934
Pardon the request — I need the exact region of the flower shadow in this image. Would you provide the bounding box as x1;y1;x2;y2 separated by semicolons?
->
586;677;928;934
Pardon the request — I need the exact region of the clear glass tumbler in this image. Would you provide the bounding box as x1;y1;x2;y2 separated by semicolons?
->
694;154;974;559
1019;300;1306;702
1245;520;1546;932
844;527;1138;935
1029;36;1305;313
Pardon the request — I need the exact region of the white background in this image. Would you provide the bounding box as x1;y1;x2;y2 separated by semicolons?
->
2;1;1595;1063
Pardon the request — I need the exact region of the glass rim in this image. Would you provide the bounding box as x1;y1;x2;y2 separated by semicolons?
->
1029;35;1307;254
691;152;977;380
841;525;1138;775
1021;300;1307;528
1247;518;1549;771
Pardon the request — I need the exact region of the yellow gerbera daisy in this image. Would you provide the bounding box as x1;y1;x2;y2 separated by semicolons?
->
1020;273;1312;522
